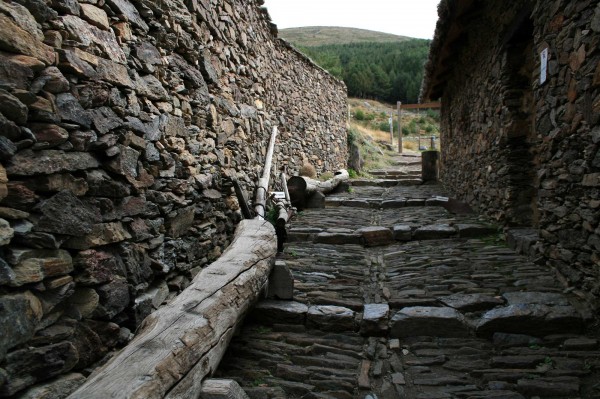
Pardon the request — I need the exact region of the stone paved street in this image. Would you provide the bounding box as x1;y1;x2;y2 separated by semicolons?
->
215;154;600;399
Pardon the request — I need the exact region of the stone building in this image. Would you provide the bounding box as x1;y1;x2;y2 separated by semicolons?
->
421;1;600;308
0;0;347;396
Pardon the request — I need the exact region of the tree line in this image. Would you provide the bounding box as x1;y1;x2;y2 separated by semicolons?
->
299;40;431;104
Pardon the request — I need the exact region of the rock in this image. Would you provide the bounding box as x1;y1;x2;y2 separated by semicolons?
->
36;66;70;94
0;136;17;160
60;15;126;64
439;294;505;312
562;337;598;350
69;288;99;319
134;41;162;68
80;4;110;30
314;231;362;245
6;248;73;286
0;342;79;396
0;88;28;124
502;291;570;306
169;53;209;91
18;373;86;399
7;150;99;176
0;164;7;200
94;277;130;319
56;93;91;129
73;249;126;285
382;199;407;208
36;281;75;314
251;300;308;325
392;224;412;241
166;205;195;238
492;332;542;348
360;303;389;336
29;123;69;148
125;116;161;141
267;260;294;300
414;224;456;240
476;304;584;337
390;306;472;338
36;191;100;236
106;145;140;178
96;58;133;87
85;169;131;197
356;226;394;246
88;106;124;134
0;113;22;141
64;222;132;250
307;305;355;332
0;257;16;285
25;173;88;196
0;14;55;65
0;217;14;246
135;281;169;310
0;291;43;360
52;0;80;15
105;0;149;33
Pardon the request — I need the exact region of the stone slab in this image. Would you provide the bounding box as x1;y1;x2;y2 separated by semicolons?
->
414;224;457;240
390;306;472;338
252;301;308;325
307;305;355;332
360;303;389;336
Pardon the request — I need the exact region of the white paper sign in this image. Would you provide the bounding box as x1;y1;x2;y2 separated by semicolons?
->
540;48;549;85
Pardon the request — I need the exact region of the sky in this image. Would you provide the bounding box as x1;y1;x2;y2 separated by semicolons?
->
262;0;441;40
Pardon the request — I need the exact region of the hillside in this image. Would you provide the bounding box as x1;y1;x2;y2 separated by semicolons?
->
278;27;430;104
279;26;411;47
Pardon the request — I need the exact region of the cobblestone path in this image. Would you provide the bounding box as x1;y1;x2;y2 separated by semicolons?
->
215;154;600;399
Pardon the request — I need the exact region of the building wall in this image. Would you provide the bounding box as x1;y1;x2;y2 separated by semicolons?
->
0;0;347;395
439;0;600;306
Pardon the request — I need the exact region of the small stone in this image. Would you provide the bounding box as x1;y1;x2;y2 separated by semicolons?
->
252;300;308;325
392;372;406;385
0;218;14;246
6;248;73;286
6;150;99;176
95;277;130;318
80;4;110;30
0;136;17;161
439;293;505;312
267;260;294;300
307;305;355;332
56;93;92;129
29;123;69;148
63;222;132;250
0;342;79;396
356;226;394;247
36;190;100;236
106;145;140;178
0;291;43;360
105;0;149;32
392;224;412;241
73;249;126;285
360;303;389;336
37;66;70;94
0;88;28;124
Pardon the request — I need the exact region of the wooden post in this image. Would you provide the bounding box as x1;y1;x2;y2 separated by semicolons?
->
231;177;252;219
397;101;403;153
254;126;278;219
389;112;393;145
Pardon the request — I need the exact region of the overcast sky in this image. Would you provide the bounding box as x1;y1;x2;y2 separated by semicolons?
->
262;0;441;39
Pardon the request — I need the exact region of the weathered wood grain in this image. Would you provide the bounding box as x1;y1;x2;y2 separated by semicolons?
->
68;219;276;399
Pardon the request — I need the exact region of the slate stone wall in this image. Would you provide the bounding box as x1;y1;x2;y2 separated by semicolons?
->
0;0;347;396
438;0;600;307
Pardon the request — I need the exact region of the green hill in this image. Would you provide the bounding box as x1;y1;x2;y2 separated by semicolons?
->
279;27;430;104
279;26;411;47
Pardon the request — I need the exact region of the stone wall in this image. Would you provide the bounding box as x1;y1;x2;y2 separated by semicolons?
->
429;1;600;307
0;0;347;396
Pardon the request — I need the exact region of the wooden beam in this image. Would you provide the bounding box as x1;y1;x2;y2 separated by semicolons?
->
254;126;278;219
68;219;277;399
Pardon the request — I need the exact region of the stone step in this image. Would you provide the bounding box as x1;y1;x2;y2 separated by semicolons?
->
350;178;423;187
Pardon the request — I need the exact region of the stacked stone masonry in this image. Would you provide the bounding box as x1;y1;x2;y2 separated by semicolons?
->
423;1;600;308
0;0;347;396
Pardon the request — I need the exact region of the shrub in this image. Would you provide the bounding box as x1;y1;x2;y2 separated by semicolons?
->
299;163;316;178
348;168;358;178
354;109;366;120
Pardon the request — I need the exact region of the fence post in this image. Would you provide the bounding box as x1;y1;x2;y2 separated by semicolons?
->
397;101;402;153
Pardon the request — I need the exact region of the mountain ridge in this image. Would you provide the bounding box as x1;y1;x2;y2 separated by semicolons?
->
279;26;413;47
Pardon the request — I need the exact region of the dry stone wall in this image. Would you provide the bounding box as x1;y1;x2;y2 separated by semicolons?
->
0;0;347;396
437;0;600;307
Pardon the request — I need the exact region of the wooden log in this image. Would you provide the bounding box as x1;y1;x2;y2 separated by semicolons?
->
287;169;349;209
231;177;252;219
254;127;278;219
68;219;277;399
